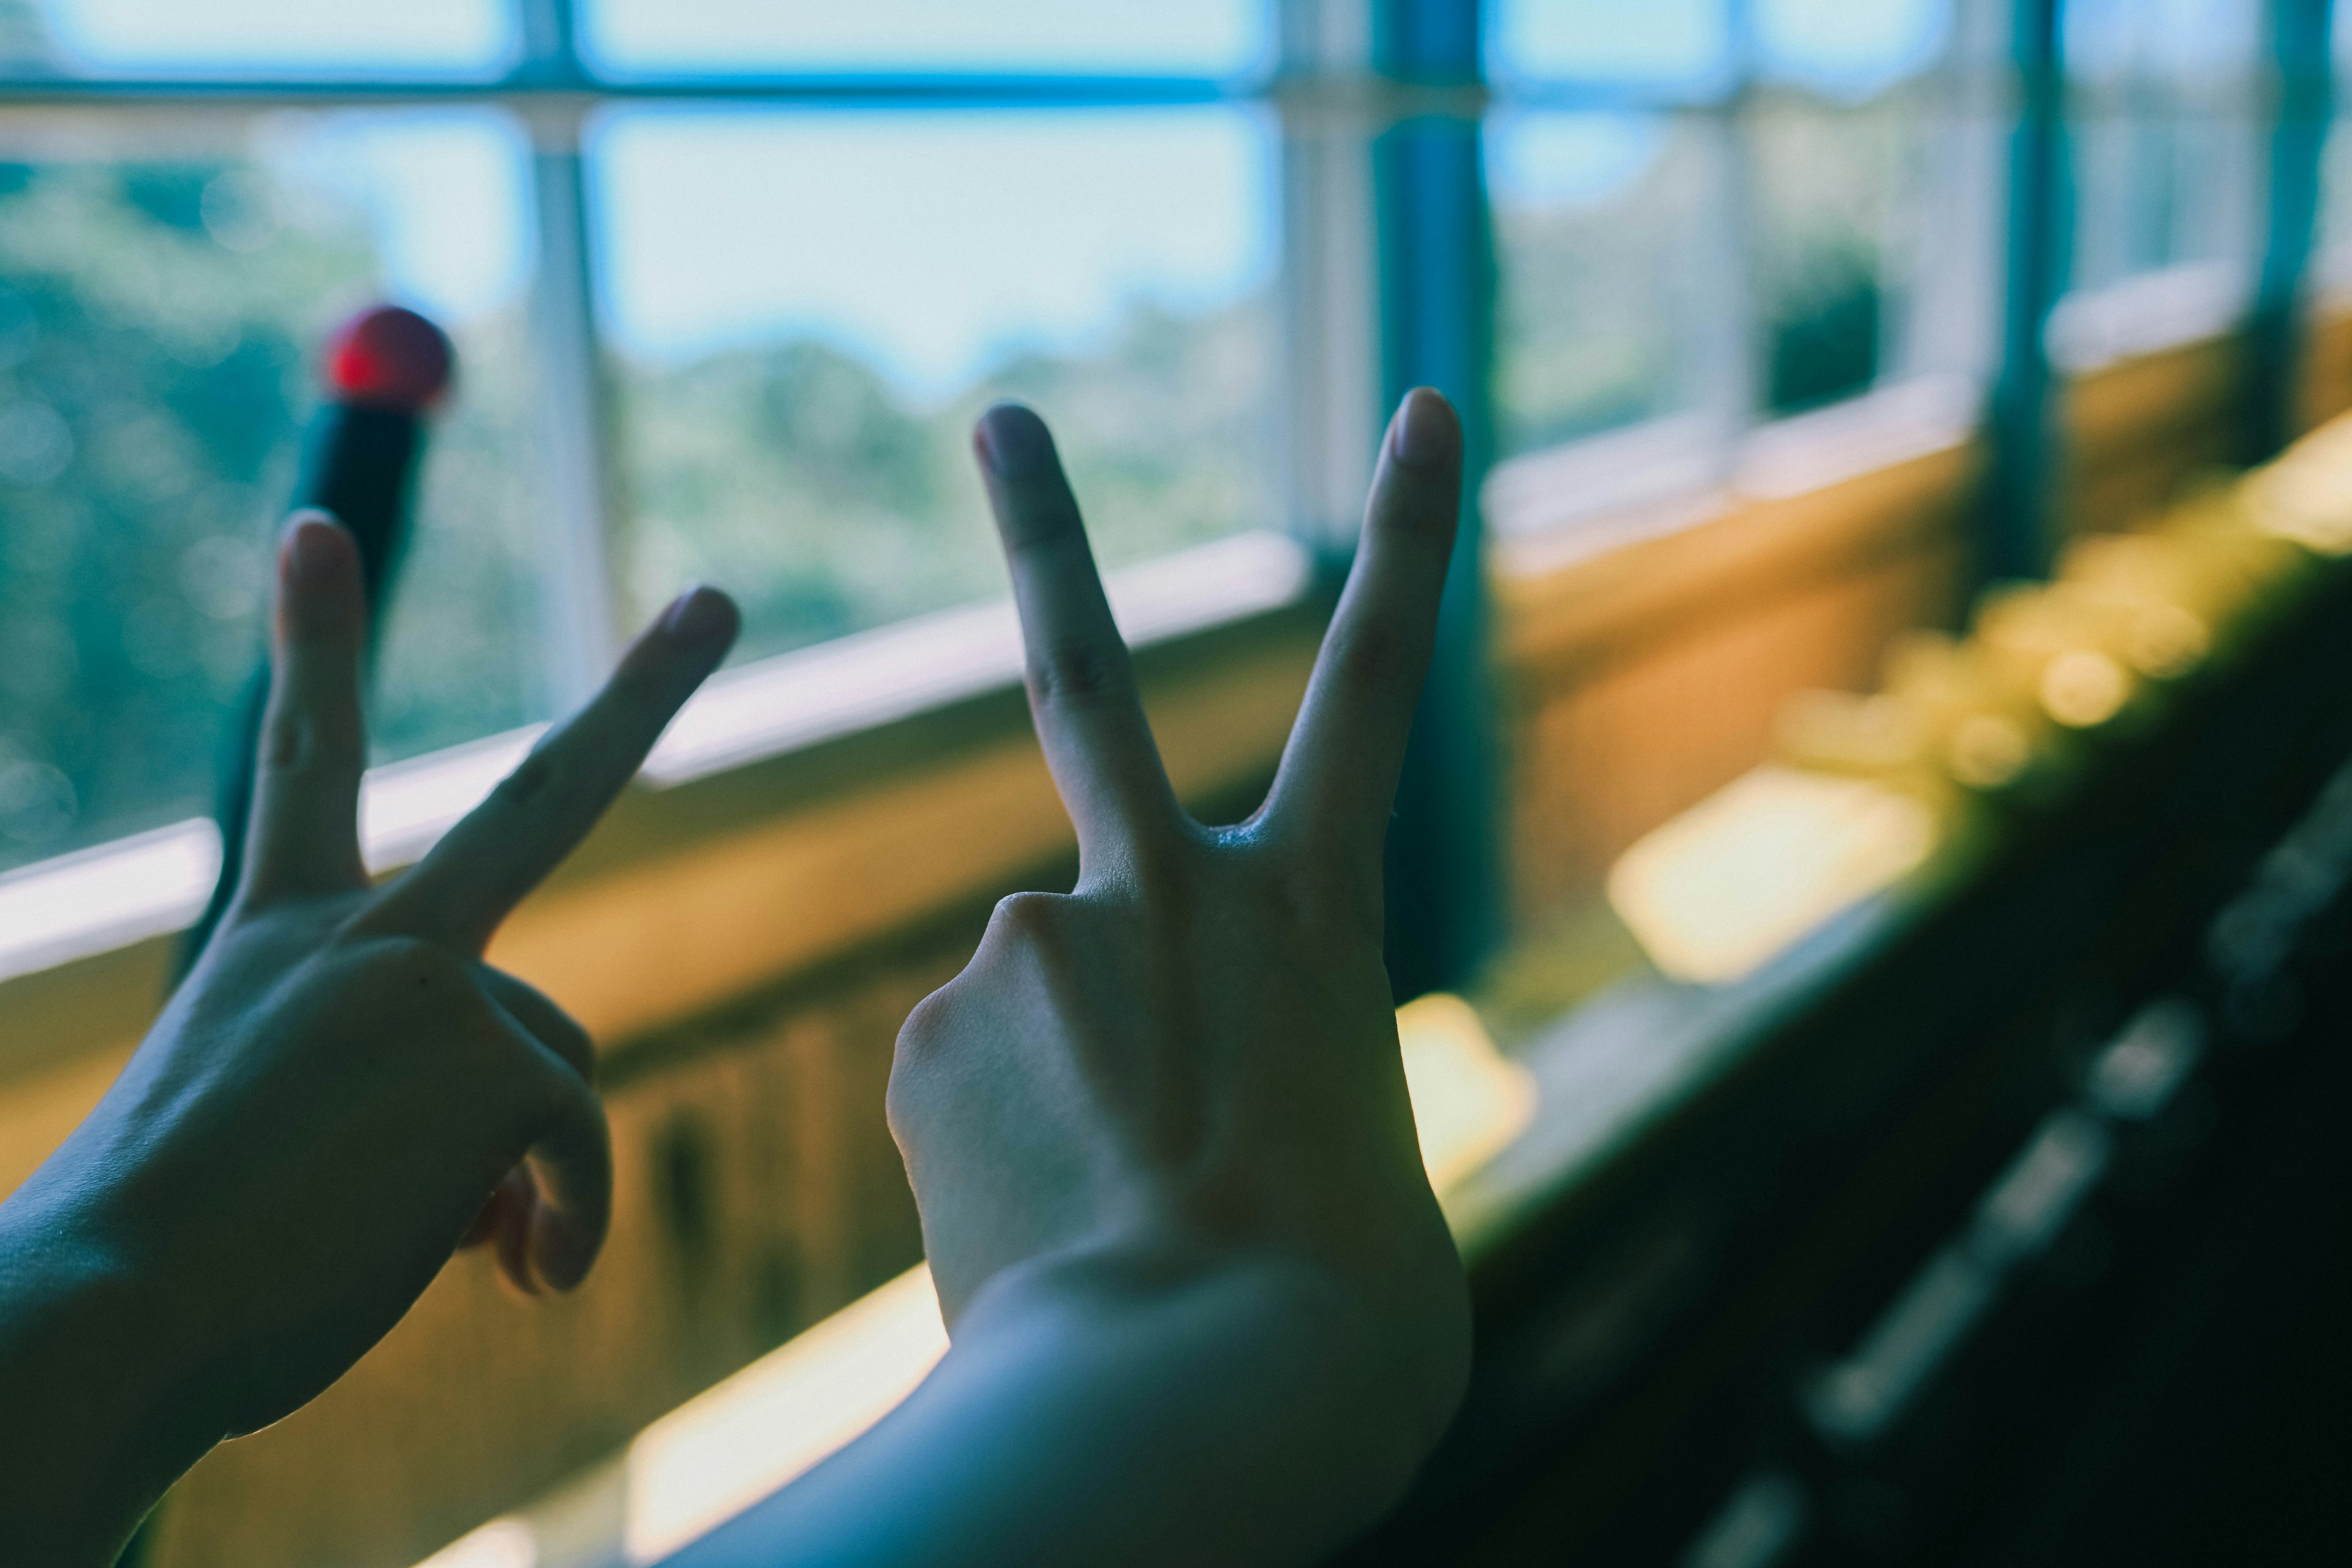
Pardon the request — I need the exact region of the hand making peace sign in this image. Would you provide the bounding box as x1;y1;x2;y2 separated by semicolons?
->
24;514;737;1447
887;390;1473;1450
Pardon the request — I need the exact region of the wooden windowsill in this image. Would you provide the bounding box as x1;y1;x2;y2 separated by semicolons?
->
0;530;1323;1091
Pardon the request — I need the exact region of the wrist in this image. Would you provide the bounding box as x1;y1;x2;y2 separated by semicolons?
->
0;1183;220;1565
963;1234;1467;1486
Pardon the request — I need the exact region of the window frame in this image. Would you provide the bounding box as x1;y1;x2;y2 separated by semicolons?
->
0;0;2334;971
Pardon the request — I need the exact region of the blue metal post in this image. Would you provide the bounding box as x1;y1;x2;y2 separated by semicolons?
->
1372;0;1501;1000
1983;0;2067;584
2250;0;2335;458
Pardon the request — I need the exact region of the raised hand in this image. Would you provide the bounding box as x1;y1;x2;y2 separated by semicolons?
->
0;514;736;1564
897;390;1467;1327
814;390;1472;1564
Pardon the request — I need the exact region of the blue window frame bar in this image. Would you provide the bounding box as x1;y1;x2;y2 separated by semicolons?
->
1983;0;2067;584
1985;0;2337;585
2252;0;2337;459
1373;0;1503;1000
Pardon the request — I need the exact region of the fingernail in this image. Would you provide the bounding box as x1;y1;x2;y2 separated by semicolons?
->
1390;388;1459;469
283;511;347;587
657;584;736;647
976;402;1054;480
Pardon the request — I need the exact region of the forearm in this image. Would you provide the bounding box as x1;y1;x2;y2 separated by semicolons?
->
668;1248;1450;1567
0;1182;213;1567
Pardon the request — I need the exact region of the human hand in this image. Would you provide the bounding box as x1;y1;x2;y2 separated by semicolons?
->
888;391;1472;1454
2;515;736;1457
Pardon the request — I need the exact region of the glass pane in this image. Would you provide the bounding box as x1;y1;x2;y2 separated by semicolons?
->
1489;0;1729;88
2066;0;2262;84
1756;0;1951;97
584;0;1269;77
1490;112;1711;454
2318;116;2352;283
27;0;514;76
2065;0;2263;295
595;107;1281;666
0;109;548;873
1751;96;1935;412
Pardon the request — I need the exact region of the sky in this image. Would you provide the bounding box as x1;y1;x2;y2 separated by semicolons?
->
590;109;1275;396
23;0;2267;401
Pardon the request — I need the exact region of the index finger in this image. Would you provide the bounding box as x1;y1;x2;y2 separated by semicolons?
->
974;403;1181;865
365;586;739;951
1263;389;1463;870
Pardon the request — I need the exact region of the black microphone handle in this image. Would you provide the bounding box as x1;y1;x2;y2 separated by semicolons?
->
173;405;427;984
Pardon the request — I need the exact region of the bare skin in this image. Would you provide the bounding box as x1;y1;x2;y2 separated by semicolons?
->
0;516;739;1567
0;386;1468;1568
669;389;1473;1566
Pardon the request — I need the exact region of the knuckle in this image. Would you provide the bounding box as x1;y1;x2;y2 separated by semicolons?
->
1387;494;1458;548
895;984;954;1056
365;933;462;989
1000;494;1081;556
492;750;557;810
886;992;956;1145
883;1057;920;1148
1025;638;1131;710
261;703;354;777
1374;475;1460;546
538;1061;596;1125
989;889;1067;945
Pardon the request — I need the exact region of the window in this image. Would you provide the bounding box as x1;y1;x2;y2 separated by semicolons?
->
0;99;547;870
1749;1;1950;412
0;0;2306;889
1486;0;1959;525
2064;0;2263;296
1489;0;1732;91
30;0;516;76
582;0;1270;79
0;2;1292;875
1488;111;1714;456
595;107;1279;663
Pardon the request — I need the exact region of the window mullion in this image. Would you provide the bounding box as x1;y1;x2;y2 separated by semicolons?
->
1278;0;1384;551
524;114;625;709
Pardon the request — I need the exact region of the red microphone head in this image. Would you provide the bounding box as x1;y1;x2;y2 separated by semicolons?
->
323;305;453;412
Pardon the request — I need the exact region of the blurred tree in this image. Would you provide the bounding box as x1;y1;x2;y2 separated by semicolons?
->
0;154;347;866
0;0;546;870
1754;92;1919;413
620;293;1280;665
1493;124;1715;454
1767;239;1882;413
0;0;1271;871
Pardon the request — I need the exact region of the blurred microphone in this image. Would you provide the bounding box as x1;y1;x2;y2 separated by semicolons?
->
173;304;454;981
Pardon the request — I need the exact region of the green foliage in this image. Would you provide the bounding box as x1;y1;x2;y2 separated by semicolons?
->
1767;243;1881;413
619;294;1280;665
0;153;548;873
0;115;1273;876
1752;97;1918;413
1494;95;1928;454
0;158;340;866
1493;125;1714;456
